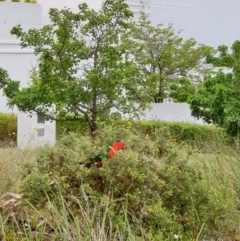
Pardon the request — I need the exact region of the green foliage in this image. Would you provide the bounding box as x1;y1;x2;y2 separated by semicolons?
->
127;11;213;103
190;72;232;126
19;126;240;240
189;40;240;136
56;116;88;139
114;120;230;152
0;110;229;150
57;118;236;153
0;113;16;146
162;122;228;150
19;130;174;238
169;77;196;102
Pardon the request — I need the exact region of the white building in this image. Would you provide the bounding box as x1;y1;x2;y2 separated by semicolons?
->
0;0;42;113
0;0;55;148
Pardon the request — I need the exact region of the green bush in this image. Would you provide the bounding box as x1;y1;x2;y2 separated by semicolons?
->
57;119;228;149
19;126;240;240
134;121;227;147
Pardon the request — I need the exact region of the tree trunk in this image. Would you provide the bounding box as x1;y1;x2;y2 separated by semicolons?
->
154;76;164;103
89;120;98;141
83;111;98;141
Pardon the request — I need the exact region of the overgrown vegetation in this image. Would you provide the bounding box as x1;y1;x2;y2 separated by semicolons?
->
1;123;240;240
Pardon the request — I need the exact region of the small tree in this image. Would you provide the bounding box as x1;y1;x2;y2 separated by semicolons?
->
127;12;213;103
0;0;152;139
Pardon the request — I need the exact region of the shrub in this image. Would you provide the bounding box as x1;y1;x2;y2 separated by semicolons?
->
19;126;240;240
20;129;178;237
130;120;230;152
57;118;233;153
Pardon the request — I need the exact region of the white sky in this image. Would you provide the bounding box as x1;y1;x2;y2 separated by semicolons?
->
150;0;240;47
37;0;240;48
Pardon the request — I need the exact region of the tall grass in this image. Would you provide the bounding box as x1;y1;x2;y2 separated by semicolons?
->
0;191;139;241
0;148;41;195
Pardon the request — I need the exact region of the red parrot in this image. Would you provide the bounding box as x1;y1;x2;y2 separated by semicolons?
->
95;140;126;168
82;140;126;168
108;140;126;159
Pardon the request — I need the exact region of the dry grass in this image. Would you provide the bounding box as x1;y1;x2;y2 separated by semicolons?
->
0;148;40;195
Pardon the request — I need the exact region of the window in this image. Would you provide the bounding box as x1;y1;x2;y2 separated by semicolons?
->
37;113;45;124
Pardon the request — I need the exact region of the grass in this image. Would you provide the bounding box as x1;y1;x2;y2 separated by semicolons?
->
0;193;137;241
0;148;40;195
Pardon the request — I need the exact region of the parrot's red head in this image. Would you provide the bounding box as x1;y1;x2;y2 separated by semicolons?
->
108;140;126;159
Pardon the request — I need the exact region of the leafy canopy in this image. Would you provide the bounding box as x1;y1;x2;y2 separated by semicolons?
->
127;12;213;103
0;0;152;138
188;41;240;136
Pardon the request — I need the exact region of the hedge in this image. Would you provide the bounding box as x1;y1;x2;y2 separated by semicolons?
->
0;113;233;150
131;120;230;151
57;119;231;152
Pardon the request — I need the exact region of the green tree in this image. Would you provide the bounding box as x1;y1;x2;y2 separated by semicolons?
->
127;12;213;103
169;77;196;103
0;0;152;139
189;41;240;136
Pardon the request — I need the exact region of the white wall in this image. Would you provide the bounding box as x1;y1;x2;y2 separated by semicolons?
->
0;2;56;148
0;51;38;113
140;103;205;124
17;112;56;149
0;1;42;113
